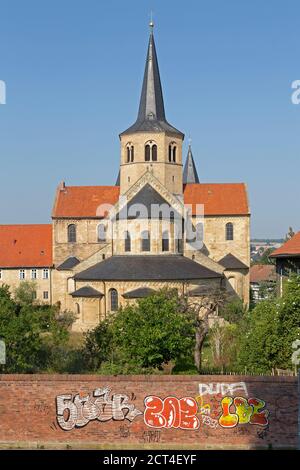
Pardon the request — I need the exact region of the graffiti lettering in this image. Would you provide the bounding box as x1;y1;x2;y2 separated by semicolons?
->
144;396;200;430
219;396;269;428
56;387;142;431
198;382;248;397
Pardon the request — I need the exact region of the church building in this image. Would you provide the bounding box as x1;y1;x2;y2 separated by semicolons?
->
0;24;250;331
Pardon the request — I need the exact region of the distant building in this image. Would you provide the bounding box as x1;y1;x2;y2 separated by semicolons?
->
270;231;300;296
250;264;276;302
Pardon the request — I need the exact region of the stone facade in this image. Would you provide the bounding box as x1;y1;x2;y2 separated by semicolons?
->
0;267;52;304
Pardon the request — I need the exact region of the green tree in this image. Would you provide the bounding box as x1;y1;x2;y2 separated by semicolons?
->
14;281;37;306
0;284;74;373
237;274;300;373
84;289;195;372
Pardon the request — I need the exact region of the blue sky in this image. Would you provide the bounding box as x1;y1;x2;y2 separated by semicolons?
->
0;0;299;238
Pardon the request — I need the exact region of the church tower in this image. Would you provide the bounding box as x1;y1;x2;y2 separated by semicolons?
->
119;22;184;196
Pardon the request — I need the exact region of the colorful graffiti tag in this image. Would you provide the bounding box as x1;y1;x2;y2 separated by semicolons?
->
219;396;269;428
55;383;269;432
144;396;200;430
56;387;142;431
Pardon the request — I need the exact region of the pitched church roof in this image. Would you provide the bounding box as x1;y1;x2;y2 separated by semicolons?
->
52;184;120;218
74;255;222;281
0;224;52;268
120;24;183;138
183;145;200;184
183;183;249;216
52;182;249;218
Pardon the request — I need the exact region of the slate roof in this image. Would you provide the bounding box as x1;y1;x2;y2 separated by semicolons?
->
74;255;222;281
122;287;156;298
120;28;183;138
0;224;52;268
56;257;80;271
270;232;300;257
183;145;200;184
219;253;248;270
71;286;104;298
116;184;181;220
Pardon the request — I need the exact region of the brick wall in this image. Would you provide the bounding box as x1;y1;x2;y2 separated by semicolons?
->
0;374;297;449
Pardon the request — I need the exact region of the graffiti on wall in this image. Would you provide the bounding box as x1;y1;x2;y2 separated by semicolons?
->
56;387;142;431
144;396;200;430
55;382;269;432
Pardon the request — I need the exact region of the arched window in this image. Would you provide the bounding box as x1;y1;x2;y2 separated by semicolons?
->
168;142;177;163
162;231;169;252
145;144;151;161
75;303;80;315
145;141;157;161
109;289;118;311
124;231;131;252
226;222;234;241
68;224;76;243
152;144;157;161
126;143;134;163
141;230;150;252
98;223;107;242
173;146;176;162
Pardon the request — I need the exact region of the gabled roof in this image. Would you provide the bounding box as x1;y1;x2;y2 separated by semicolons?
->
270;232;300;257
71;286;104;298
56;257;80;271
0;224;52;268
52;184;120;218
74;255;222;281
183;183;249;216
183;145;200;184
116;184;181;220
120;27;183;138
250;264;276;283
219;253;248;270
123;287;156;299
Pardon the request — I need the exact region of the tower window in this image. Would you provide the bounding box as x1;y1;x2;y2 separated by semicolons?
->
226;222;234;241
141;230;151;252
173;146;176;162
124;231;131;252
169;142;177;163
152;144;157;161
98;224;107;242
109;288;118;311
145;144;151;161
126;143;134;163
68;224;76;243
162;231;169;252
145;141;157;161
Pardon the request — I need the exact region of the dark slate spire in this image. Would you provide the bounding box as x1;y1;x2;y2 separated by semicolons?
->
115;170;120;186
120;23;184;138
183;144;200;184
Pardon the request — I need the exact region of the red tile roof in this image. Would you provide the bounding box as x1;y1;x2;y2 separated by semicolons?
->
52;185;120;218
250;264;276;283
270;232;300;257
0;224;52;268
52;182;249;218
183;183;249;216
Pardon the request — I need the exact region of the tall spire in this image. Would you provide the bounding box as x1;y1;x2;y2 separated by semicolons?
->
183;144;200;184
120;22;183;137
